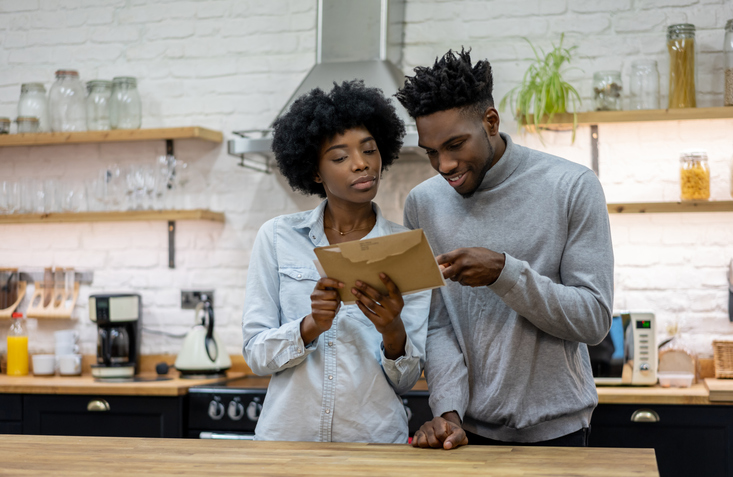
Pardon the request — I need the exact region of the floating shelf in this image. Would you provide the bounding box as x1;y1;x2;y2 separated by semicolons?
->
0;209;225;225
0;126;223;147
607;201;733;214
524;106;733;130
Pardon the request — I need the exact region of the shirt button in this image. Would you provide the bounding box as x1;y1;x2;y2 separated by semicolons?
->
297;348;302;354
328;341;333;347
312;235;316;239
297;274;302;279
325;409;330;414
328;375;333;380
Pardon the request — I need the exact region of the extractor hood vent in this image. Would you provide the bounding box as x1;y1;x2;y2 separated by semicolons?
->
229;0;419;172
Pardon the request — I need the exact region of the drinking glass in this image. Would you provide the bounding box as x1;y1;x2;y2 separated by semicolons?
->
53;268;65;308
64;268;75;307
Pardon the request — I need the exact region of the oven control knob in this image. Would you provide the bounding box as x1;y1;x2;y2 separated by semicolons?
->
246;397;262;421
208;399;225;420
228;398;245;421
402;398;413;422
639;362;650;374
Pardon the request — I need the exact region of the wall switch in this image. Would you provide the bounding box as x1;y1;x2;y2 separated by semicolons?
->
181;290;214;309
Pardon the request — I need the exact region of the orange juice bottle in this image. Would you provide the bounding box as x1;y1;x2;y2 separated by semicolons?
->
7;312;28;376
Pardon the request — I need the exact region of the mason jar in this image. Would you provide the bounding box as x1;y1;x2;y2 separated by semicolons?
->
48;70;87;132
667;24;697;108
680;150;709;201
16;117;40;134
593;71;623;111
86;80;112;131
109;77;141;129
18;83;49;132
629;60;660;110
724;19;733;106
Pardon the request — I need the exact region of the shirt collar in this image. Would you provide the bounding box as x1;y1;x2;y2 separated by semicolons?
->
477;132;525;191
294;199;389;246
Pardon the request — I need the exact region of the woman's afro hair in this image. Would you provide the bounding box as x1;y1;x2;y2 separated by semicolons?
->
271;79;405;198
395;48;494;119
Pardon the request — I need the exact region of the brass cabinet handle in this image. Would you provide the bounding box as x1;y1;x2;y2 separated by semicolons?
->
630;409;659;423
87;399;110;412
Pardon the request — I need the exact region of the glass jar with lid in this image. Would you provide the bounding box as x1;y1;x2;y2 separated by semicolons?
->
86;80;112;131
593;71;623;111
680;150;709;201
629;60;660;110
18;83;49;132
0;118;10;134
48;70;87;132
109;76;141;130
667;24;697;108
724;19;733;106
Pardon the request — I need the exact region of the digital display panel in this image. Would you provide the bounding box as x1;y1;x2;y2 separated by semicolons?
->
636;320;651;329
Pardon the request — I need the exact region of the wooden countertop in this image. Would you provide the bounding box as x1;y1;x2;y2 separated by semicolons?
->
0;372;247;396
0;434;659;477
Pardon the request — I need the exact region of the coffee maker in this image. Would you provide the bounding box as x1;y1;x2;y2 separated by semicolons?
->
89;293;141;378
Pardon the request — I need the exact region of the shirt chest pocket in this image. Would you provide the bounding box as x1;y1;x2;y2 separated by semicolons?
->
278;267;320;323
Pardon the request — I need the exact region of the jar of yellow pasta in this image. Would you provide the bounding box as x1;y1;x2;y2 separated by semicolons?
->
680;151;709;201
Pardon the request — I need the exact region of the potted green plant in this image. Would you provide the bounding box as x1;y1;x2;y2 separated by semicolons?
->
499;34;582;143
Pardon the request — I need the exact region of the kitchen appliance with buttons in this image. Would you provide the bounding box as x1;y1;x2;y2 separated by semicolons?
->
174;294;231;377
589;311;658;386
89;293;141;378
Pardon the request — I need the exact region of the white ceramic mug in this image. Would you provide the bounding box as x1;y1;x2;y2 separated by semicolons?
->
58;354;82;376
55;342;80;356
32;354;56;376
54;329;79;344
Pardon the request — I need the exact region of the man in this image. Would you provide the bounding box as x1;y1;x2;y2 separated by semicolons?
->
394;49;614;449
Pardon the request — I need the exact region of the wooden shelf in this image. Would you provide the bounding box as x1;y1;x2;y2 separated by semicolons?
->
0;126;223;147
0;209;225;225
524;106;733;130
607;201;733;214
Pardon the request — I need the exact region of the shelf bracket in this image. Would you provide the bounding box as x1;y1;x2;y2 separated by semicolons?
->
590;124;599;176
168;221;176;269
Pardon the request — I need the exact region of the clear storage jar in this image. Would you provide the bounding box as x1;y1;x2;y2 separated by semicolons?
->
16;117;40;134
668;24;697;108
48;70;87;132
725;19;733;106
0;118;10;134
109;77;141;129
86;80;112;131
680;150;709;201
629;60;660;110
593;71;623;111
18;83;49;132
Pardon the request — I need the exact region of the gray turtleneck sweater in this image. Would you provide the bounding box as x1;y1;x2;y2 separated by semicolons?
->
403;133;614;443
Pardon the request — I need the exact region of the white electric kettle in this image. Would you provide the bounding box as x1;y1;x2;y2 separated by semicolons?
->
175;294;231;376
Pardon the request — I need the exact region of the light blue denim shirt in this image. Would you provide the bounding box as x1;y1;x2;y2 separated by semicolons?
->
242;200;430;443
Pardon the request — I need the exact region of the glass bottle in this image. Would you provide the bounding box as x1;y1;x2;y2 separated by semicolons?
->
7;312;29;376
593;71;623;111
680;150;709;201
629;60;660;110
667;24;697;108
48;70;87;132
725;19;733;106
86;80;112;131
18;83;49;132
109;76;141;129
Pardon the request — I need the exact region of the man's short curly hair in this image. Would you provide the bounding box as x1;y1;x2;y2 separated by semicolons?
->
395;48;493;119
271;80;405;198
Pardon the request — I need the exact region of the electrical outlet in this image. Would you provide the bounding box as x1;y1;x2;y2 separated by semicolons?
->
180;290;214;309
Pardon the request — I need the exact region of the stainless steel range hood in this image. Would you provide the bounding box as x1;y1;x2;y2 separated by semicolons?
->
228;0;419;172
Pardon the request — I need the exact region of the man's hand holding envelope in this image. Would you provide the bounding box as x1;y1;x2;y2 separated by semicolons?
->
313;229;446;305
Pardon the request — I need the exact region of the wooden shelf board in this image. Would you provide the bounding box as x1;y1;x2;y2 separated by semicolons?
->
608;200;733;214
0;126;223;147
524;106;733;128
0;209;225;224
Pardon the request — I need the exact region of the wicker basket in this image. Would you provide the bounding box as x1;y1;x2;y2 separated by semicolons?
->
713;340;733;379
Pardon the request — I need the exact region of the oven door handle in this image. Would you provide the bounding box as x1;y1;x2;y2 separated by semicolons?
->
198;432;255;440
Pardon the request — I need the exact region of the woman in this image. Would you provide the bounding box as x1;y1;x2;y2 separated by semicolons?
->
242;80;429;443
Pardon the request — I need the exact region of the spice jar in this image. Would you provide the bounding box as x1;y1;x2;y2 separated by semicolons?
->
667;24;697;108
18;83;49;132
0;118;10;134
86;80;112;131
109;76;141;130
725;19;733;106
16;117;40;134
629;60;660;110
593;71;622;111
680;150;709;201
48;70;87;132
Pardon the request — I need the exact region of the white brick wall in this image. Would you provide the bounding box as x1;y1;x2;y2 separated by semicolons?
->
1;0;732;361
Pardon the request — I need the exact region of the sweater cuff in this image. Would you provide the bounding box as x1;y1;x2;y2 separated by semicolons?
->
430;397;467;422
488;253;521;298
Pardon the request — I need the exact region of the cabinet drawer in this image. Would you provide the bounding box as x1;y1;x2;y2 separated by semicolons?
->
0;394;22;421
23;394;185;438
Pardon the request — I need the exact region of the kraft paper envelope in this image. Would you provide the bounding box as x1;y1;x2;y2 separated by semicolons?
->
313;229;446;305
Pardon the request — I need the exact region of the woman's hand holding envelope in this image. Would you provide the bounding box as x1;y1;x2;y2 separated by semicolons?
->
351;273;407;359
300;277;344;344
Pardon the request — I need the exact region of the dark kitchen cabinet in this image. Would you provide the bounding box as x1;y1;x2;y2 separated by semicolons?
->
0;394;23;434
590;404;733;477
23;394;186;438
